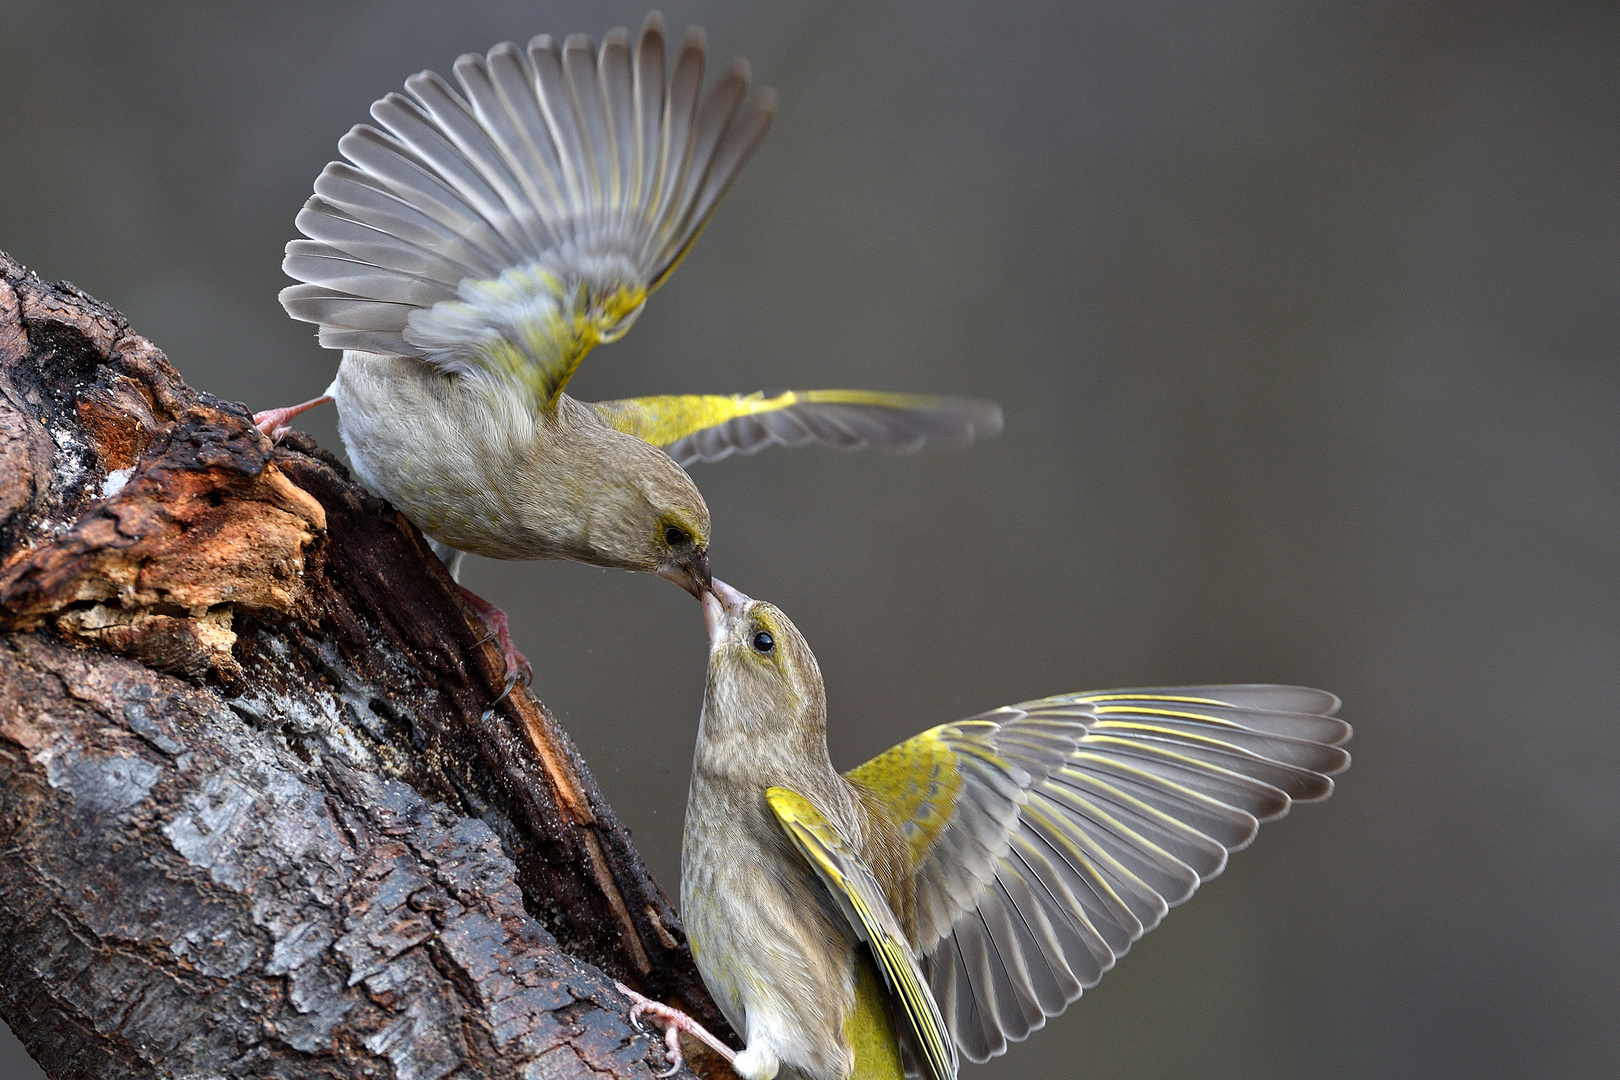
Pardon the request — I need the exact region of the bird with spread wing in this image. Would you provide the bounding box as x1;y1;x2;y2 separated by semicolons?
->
620;579;1349;1080
260;15;1001;683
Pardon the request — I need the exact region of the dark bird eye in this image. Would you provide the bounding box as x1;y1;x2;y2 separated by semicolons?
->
664;526;689;547
751;631;775;654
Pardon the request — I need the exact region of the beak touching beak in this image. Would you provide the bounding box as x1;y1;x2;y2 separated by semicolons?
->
659;549;713;599
702;577;751;646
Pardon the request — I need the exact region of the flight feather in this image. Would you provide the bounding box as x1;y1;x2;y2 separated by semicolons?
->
280;14;775;404
847;685;1350;1063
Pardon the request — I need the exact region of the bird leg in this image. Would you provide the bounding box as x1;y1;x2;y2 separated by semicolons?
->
616;982;738;1079
253;394;332;441
456;584;533;698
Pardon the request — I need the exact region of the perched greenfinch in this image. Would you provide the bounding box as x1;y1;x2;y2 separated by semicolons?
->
622;579;1349;1080
259;15;1001;678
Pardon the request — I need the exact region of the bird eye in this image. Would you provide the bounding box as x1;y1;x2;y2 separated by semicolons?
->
752;630;775;654
664;525;689;548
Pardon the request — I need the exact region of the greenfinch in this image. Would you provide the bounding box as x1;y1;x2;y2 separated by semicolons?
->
623;579;1349;1080
260;15;1001;678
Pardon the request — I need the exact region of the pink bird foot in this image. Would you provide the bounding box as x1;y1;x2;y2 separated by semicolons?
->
616;982;737;1078
456;584;533;699
253;394;332;441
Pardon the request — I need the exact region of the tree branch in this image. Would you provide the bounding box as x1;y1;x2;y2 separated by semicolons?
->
0;250;734;1079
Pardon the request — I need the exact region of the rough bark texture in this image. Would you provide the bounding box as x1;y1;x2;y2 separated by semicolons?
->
0;251;736;1080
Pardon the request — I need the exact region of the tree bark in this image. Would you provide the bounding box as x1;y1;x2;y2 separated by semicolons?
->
0;250;735;1080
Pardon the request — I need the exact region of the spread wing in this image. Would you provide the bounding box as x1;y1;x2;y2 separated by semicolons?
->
766;787;959;1080
845;685;1350;1064
280;15;774;406
592;391;1003;465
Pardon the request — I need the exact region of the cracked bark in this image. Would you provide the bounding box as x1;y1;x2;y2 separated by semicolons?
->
0;250;736;1080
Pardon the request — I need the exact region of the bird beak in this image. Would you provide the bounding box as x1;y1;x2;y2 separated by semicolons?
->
659;549;713;599
703;577;751;646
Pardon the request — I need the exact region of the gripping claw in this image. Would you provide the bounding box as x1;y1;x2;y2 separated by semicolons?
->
615;982;737;1078
456;584;533;696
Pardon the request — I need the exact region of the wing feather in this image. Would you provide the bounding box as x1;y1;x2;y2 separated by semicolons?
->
281;247;450;306
526;36;591;222
974;881;1047;1037
633;21;666;225
599;28;637;230
278;287;413;340
399;72;547;252
369;92;530;254
450;49;559;243
336;126;524;265
311;168;508;277
847;686;1348;1063
290;207;476;285
486;42;576;234
655;29;706;260
659;60;752;275
562;34;609;219
281;16;773;401
1003;834;1112;981
991;868;1079;1012
591;390;1003;465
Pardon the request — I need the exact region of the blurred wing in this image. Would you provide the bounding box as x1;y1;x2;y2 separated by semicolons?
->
845;685;1350;1064
281;16;774;406
766;787;959;1080
592;391;1003;465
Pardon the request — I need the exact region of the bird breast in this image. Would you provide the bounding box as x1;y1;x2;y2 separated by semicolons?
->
682;777;861;1080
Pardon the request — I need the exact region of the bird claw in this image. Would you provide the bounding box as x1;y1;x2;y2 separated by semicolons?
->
615;981;736;1078
655;1038;682;1078
252;395;331;443
493;664;531;706
456;584;532;698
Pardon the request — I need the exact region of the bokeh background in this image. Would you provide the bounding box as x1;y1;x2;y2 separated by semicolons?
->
2;1;1616;1077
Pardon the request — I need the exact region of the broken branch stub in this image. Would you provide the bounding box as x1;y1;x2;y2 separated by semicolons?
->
0;250;734;1080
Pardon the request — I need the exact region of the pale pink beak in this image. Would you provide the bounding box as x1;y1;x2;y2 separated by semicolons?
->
702;577;752;645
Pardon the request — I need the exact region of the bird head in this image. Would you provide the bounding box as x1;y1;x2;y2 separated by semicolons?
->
577;433;712;596
700;578;826;743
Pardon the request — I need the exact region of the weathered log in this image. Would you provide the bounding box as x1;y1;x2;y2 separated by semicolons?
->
0;250;735;1079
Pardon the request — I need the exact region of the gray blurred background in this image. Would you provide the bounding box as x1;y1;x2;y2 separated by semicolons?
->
2;1;1616;1077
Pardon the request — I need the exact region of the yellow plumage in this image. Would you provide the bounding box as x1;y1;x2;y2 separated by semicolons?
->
592;390;961;448
845;956;905;1080
845;729;963;866
591;389;1001;467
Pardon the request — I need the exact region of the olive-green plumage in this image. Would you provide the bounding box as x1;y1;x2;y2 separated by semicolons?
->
271;15;1001;604
679;579;1350;1080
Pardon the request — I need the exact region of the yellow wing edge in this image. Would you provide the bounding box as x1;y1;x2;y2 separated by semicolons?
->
593;389;981;448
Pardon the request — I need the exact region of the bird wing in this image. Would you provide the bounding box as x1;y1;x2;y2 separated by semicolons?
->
766;786;960;1080
280;16;774;407
844;685;1350;1064
590;391;1003;465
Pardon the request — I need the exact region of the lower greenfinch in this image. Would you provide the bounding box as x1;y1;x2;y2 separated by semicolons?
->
625;579;1349;1080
